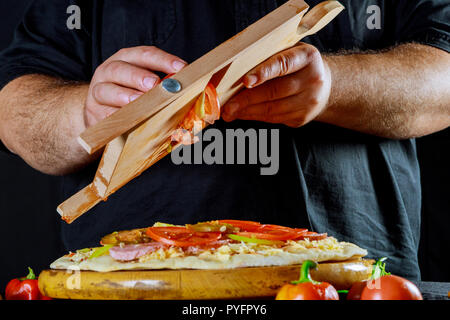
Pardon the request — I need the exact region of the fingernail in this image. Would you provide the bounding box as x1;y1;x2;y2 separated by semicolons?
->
130;93;142;102
172;60;186;72
245;75;258;88
143;77;157;90
118;93;131;104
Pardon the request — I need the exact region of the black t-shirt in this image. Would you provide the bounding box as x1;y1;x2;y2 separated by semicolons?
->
0;0;449;280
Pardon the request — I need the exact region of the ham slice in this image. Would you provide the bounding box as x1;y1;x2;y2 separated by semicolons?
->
110;239;231;261
109;243;167;261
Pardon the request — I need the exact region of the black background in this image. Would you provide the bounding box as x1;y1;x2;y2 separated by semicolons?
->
0;1;448;296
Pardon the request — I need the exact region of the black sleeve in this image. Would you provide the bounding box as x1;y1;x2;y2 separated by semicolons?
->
0;0;92;90
392;0;450;52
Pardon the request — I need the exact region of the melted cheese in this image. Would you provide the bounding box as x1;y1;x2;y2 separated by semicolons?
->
66;237;345;265
138;237;344;263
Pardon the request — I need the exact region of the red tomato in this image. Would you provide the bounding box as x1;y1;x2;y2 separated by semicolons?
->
146;227;221;247
218;220;263;232
236;223;298;241
261;224;297;232
202;83;220;124
346;280;367;300
347;275;423;300
236;230;298;241
219;221;327;241
276;282;339;300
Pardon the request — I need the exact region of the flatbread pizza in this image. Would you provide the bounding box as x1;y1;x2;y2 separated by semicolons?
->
50;220;367;272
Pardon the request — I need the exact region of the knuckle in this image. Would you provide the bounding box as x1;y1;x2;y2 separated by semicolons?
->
275;53;293;76
142;46;157;58
309;74;324;86
286;79;301;93
106;60;122;75
258;64;273;81
117;47;129;56
307;47;322;63
92;68;102;82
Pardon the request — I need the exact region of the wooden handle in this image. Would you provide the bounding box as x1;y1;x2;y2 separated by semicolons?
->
57;183;101;224
298;1;345;37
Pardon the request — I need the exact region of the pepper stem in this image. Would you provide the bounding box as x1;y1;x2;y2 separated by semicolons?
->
371;257;391;280
291;260;320;284
19;267;36;281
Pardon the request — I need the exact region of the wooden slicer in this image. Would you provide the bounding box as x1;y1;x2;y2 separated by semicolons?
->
58;0;345;223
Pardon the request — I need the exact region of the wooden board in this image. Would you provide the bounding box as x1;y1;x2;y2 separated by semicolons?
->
57;1;345;223
38;259;372;300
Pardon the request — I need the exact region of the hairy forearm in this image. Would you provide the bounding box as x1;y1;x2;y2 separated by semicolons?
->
320;43;450;139
0;74;94;175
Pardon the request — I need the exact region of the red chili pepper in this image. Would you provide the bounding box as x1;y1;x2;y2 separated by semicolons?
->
5;267;52;300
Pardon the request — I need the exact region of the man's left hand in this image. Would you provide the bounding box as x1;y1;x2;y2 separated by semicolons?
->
222;43;331;128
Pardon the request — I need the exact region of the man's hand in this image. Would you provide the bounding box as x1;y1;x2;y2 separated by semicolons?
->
222;43;331;128
223;43;449;139
0;46;187;174
85;46;187;127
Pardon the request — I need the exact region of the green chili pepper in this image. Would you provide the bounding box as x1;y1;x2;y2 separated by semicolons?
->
89;244;114;259
291;260;320;285
153;222;176;227
227;234;283;245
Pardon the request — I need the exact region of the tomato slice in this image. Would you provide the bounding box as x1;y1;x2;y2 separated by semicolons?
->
171;82;220;146
203;83;220;124
218;220;263;232
234;224;297;241
248;224;300;240
218;221;327;241
146;227;222;247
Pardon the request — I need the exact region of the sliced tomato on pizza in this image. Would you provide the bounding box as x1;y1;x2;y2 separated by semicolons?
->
146;226;222;247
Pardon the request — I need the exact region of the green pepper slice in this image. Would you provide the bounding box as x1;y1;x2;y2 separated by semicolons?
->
89;244;114;259
227;234;284;245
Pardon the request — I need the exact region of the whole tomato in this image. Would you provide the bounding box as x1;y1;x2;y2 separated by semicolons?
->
347;258;423;300
276;260;339;300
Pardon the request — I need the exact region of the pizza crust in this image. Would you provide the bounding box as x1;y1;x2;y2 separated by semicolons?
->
50;240;367;272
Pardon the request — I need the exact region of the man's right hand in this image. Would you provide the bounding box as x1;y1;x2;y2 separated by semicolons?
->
85;46;187;128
